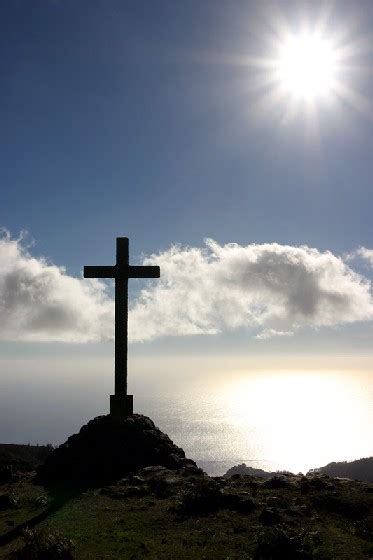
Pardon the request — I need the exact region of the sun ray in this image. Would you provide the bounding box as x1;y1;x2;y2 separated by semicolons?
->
334;81;373;121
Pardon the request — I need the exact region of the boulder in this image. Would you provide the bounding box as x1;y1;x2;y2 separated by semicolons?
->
263;475;291;489
38;414;196;482
175;479;222;515
220;492;256;513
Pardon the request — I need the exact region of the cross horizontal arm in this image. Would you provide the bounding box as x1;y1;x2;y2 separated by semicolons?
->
84;266;116;278
128;265;160;278
84;265;160;279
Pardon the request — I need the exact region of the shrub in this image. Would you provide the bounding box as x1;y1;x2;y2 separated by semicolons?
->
255;525;322;560
0;465;16;483
16;528;75;560
31;495;49;507
0;492;20;510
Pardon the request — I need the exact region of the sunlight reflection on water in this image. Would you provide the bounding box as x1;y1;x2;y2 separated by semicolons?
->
140;371;373;476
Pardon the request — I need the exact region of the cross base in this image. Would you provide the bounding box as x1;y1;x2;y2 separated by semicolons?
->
110;395;133;418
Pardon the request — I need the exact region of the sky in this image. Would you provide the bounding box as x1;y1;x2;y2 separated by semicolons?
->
2;0;373;446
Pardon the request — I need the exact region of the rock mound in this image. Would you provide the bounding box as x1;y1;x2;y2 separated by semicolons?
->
38;414;196;482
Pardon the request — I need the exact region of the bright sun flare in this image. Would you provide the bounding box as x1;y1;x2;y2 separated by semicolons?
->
275;33;338;100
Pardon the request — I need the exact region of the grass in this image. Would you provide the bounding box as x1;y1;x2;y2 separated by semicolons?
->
0;471;372;559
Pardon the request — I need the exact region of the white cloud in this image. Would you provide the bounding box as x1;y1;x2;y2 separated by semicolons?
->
0;232;113;342
1;233;373;343
255;329;294;340
129;239;373;341
356;247;373;267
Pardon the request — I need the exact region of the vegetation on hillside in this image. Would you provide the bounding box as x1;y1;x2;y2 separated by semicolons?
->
0;445;53;481
0;466;373;559
0;445;53;468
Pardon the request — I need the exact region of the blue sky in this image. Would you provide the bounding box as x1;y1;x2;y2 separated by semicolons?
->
2;0;373;271
2;1;373;443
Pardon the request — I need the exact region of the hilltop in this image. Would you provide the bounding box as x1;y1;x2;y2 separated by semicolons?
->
0;418;372;559
312;458;373;484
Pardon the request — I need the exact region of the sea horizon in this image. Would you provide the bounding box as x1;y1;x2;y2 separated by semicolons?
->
1;367;372;478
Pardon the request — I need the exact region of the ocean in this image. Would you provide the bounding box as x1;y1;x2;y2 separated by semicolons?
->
139;370;373;476
1;365;372;477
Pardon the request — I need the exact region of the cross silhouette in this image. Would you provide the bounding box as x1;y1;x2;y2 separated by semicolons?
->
84;237;160;417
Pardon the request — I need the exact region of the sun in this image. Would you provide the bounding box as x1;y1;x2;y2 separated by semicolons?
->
239;9;371;122
275;33;338;100
203;6;369;123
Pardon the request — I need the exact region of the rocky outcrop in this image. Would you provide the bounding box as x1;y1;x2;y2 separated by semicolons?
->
224;463;276;479
38;414;197;482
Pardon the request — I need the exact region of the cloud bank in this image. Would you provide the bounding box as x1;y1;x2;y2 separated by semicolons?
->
1;233;373;343
0;232;113;342
130;240;373;341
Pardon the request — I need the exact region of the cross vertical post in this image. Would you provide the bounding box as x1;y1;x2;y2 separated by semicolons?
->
84;237;160;419
115;237;129;397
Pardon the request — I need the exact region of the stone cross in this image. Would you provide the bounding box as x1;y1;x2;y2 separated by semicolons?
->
84;237;160;418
